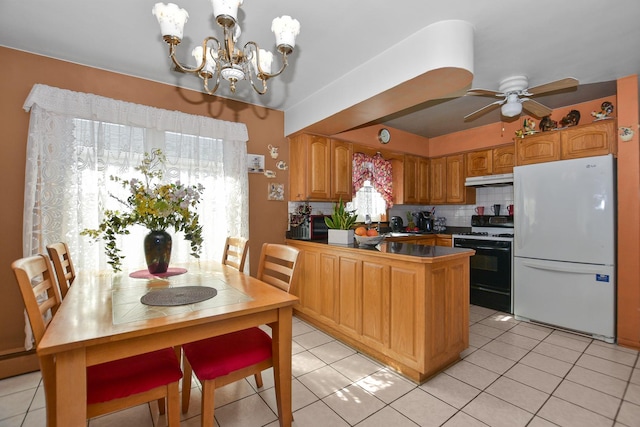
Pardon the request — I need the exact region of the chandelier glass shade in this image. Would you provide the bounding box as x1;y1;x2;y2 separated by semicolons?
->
152;1;300;95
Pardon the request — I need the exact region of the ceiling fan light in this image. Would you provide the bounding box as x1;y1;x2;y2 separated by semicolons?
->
501;101;522;117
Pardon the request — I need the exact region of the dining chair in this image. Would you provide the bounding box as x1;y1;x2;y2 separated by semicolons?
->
221;236;249;272
46;242;76;299
181;243;301;427
12;254;183;427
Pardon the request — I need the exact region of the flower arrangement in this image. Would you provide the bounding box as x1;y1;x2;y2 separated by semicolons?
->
81;149;204;271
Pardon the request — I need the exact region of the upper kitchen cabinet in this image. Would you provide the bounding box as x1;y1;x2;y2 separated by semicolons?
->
515;131;561;165
561;120;616;160
394;155;429;205
429;157;446;204
446;154;475;204
466;150;492;177
430;155;475;205
289;134;353;201
492;144;516;174
516;121;616;166
466;144;515;176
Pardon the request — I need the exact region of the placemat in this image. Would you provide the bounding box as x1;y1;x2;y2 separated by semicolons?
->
140;286;217;306
129;267;188;279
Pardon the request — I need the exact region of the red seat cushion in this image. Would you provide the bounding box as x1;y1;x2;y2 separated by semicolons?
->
182;327;272;380
86;348;182;404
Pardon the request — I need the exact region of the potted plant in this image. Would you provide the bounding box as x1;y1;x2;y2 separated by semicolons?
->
325;198;357;244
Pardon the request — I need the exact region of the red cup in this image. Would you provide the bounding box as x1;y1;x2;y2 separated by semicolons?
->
475;206;485;215
507;204;514;215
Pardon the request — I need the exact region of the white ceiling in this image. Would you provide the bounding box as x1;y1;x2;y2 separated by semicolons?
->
1;0;638;138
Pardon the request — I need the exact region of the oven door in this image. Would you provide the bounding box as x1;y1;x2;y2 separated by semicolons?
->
454;237;512;313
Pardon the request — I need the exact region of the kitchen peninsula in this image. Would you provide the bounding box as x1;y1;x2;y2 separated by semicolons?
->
286;239;474;383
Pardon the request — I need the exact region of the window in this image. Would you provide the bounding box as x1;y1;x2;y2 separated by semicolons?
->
348;180;387;222
23;84;249;273
350;152;393;221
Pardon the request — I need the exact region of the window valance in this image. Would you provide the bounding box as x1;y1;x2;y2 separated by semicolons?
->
23;84;248;142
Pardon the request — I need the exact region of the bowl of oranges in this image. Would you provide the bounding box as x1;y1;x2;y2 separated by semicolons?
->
354;226;386;246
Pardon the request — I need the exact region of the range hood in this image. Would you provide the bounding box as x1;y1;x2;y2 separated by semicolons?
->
465;173;514;187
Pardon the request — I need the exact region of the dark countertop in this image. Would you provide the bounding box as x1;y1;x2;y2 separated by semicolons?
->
287;239;474;260
352;241;472;258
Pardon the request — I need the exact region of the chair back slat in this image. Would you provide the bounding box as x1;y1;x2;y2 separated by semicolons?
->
221;237;249;272
46;242;76;299
12;254;62;344
256;243;300;293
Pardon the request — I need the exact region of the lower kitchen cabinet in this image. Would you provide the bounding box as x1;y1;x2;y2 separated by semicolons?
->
287;239;471;383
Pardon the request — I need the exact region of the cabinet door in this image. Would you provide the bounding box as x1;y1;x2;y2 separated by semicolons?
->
446;154;466;203
361;261;390;348
289;134;331;200
403;155;419;204
414;235;436;246
417;157;430;204
338;256;362;338
436;235;452;247
308;136;332;199
466;150;492;177
516;132;561;165
331;139;353;201
561;121;615;159
296;249;340;326
429;157;446;204
492;144;515;174
389;265;422;365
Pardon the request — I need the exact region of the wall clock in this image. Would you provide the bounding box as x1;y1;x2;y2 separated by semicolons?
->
378;128;391;144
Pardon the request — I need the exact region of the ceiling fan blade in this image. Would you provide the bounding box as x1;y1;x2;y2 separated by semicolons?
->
464;100;503;121
527;77;579;95
522;98;553;117
465;88;503;97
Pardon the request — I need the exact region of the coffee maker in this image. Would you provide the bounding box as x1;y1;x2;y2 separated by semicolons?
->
390;216;404;232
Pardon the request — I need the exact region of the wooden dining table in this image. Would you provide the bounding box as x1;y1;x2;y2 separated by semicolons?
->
36;261;298;426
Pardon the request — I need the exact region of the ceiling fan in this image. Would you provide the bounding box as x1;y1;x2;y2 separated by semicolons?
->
463;75;579;121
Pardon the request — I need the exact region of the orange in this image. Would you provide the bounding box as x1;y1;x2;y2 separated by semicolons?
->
366;229;379;236
355;226;368;236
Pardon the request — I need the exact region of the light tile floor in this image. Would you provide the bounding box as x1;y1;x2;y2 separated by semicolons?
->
2;305;639;427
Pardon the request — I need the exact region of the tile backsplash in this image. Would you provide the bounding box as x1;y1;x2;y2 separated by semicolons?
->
388;185;514;228
288;185;514;229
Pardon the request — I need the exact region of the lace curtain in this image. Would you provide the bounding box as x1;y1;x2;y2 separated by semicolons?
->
22;84;250;274
352;152;393;208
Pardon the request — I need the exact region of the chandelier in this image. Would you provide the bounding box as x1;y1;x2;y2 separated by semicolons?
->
152;1;300;95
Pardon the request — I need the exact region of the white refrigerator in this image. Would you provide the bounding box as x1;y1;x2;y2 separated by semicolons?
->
513;154;616;343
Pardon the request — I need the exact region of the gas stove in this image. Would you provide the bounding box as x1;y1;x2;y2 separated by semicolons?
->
457;230;514;239
453;231;514;242
453;215;514;242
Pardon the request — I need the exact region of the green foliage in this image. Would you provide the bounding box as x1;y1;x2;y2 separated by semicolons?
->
324;198;357;230
81;149;204;272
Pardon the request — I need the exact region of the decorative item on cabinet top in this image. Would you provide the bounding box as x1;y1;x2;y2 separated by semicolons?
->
619;126;636;142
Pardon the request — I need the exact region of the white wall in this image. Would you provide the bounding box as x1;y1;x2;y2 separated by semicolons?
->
388;185;514;228
288;185;514;230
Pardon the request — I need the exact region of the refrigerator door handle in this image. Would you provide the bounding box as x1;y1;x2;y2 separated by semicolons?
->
520;259;610;275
